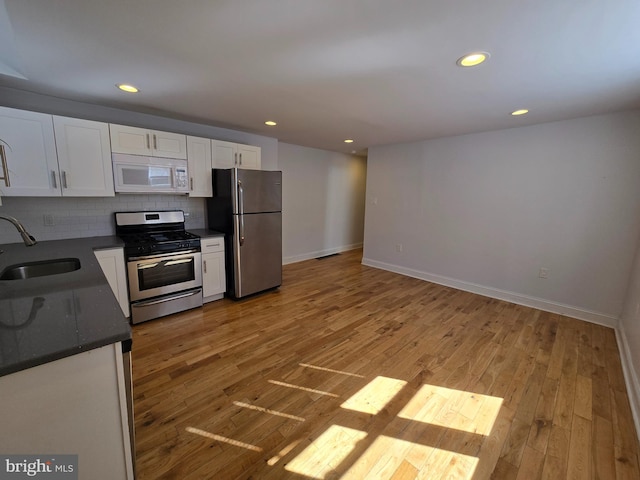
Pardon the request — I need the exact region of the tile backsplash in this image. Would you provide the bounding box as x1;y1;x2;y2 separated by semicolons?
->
0;195;206;244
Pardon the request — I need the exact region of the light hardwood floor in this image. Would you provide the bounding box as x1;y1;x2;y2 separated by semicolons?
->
132;249;640;479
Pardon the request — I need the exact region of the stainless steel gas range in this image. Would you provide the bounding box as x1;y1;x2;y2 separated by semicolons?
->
115;210;203;324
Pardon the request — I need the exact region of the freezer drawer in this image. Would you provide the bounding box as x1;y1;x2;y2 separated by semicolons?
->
232;212;282;298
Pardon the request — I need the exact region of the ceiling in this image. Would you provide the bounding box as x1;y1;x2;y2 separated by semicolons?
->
1;0;639;154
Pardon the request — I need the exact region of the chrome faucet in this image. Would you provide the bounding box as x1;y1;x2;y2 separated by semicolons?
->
0;215;37;247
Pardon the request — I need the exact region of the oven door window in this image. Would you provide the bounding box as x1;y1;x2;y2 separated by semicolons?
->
137;256;196;291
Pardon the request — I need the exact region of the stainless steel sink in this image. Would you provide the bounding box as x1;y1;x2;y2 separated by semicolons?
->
0;258;81;280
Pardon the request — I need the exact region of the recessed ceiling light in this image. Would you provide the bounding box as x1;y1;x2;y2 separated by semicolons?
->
456;52;490;67
116;83;139;93
265;120;277;126
344;139;354;143
511;109;529;116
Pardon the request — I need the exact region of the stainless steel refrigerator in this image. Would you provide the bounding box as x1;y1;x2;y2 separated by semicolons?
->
206;168;282;299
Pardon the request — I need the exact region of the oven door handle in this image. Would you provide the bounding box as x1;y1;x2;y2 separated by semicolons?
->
128;249;200;261
132;289;202;307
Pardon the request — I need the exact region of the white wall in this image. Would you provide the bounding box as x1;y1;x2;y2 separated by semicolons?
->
278;143;366;264
619;239;640;439
363;110;640;325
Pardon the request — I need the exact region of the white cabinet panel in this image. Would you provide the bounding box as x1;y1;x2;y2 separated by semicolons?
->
154;131;187;159
110;124;187;159
0;343;134;480
0;107;59;196
212;140;237;169
201;236;225;302
203;251;225;300
212;140;261;170
53;116;114;197
0;108;114;197
187;136;212;197
95;248;130;318
237;144;261;169
109;124;151;156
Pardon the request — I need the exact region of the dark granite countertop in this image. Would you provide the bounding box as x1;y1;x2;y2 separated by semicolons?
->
0;236;131;377
189;228;224;238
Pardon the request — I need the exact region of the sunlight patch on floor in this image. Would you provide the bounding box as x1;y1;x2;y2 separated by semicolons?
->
285;425;367;479
299;362;365;378
267;439;303;466
398;384;503;436
341;376;408;415
185;427;262;452
342;435;479;480
232;401;306;422
268;379;339;397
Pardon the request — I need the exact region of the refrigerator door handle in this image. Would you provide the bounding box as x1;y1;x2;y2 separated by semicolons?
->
238;180;245;246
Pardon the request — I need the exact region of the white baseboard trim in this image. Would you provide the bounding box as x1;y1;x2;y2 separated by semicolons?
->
283;243;363;265
615;323;640;443
361;257;618;328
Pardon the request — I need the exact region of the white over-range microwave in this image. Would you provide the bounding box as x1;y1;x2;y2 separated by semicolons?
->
112;153;189;194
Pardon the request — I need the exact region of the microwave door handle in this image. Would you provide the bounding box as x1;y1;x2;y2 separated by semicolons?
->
238;180;245;246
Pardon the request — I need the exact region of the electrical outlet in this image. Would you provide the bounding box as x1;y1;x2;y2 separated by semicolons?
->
395;243;403;253
538;267;549;279
43;214;55;226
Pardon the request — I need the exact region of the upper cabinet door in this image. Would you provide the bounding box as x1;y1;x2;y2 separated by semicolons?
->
212;140;261;170
237;144;261;170
0;107;59;196
212;140;237;169
109;124;152;156
186;136;212;197
109;124;187;159
53;116;114;197
152;130;187;159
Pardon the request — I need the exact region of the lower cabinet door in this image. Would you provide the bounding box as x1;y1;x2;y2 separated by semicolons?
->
202;251;225;300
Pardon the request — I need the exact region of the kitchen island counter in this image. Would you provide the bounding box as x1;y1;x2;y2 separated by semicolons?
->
0;236;131;376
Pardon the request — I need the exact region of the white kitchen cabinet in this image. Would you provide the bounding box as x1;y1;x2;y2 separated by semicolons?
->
53;116;114;197
212;139;261;170
0;108;114;197
187;135;212;197
95;248;130;318
201;235;226;302
0;343;134;480
110;124;187;159
0;106;59;196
